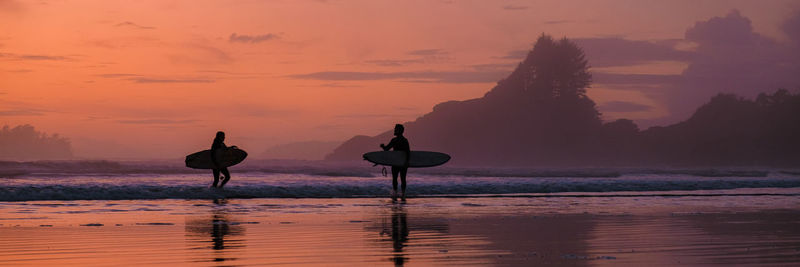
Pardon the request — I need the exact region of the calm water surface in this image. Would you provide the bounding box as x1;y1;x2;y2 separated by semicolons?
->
1;194;799;266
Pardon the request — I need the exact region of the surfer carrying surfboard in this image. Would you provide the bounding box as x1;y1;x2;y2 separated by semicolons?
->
211;131;232;188
380;124;410;200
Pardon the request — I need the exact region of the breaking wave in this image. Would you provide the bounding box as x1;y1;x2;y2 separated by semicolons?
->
1;159;795;178
2;173;800;201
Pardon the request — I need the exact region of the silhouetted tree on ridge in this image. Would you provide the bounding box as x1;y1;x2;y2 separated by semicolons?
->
327;35;604;165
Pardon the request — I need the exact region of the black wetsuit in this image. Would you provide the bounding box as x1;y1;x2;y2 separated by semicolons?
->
210;138;230;188
382;135;410;194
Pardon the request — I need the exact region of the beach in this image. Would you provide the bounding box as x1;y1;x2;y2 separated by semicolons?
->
4;1;800;265
2;190;799;266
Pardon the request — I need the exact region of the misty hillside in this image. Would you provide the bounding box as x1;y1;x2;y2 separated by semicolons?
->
0;125;73;161
638;90;800;166
326;35;800;167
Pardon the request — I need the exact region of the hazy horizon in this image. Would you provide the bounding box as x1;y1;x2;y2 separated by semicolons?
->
2;0;799;159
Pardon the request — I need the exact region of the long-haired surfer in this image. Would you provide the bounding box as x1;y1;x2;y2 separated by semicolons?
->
211;131;232;188
380;124;410;200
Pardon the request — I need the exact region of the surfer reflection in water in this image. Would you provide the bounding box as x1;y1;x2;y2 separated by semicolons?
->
389;205;409;266
185;199;244;263
380;124;410;200
211;131;231;188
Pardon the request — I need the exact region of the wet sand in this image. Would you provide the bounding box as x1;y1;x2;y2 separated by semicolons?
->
1;195;799;266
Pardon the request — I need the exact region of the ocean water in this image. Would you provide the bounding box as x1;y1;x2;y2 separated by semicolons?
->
1;160;799;201
3;161;800;266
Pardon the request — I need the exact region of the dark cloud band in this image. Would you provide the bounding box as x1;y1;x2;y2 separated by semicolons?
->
289;70;507;83
229;33;280;43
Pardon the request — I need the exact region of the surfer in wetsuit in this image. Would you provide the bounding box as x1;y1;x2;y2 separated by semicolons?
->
380;124;410;200
211;131;231;188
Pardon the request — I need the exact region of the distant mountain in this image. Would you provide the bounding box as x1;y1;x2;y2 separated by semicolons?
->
259;141;341;160
0;124;73;161
326;35;800;167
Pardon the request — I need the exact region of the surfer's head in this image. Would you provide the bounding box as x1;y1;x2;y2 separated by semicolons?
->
216;131;225;140
394;124;404;136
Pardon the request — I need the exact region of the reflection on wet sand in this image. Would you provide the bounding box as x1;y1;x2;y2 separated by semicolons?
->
185;199;245;263
684;212;800;265
588;211;800;266
4;197;796;266
368;203;600;265
370;203;505;266
386;205;409;266
446;214;597;265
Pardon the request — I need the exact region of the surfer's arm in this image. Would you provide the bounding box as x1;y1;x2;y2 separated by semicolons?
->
381;139;396;151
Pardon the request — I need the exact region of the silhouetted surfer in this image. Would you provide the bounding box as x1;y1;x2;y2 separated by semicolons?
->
380;124;410;200
211;131;231;188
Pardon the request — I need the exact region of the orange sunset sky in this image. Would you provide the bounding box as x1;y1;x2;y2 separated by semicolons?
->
1;0;799;159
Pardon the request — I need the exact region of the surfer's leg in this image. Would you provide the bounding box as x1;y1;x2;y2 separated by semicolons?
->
219;168;231;187
400;167;407;198
212;169;221;187
391;167;400;192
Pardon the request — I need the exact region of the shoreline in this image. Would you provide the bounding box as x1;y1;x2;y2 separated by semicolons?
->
4;171;800;201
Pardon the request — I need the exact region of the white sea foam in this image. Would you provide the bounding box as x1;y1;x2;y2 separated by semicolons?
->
1;171;799;201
